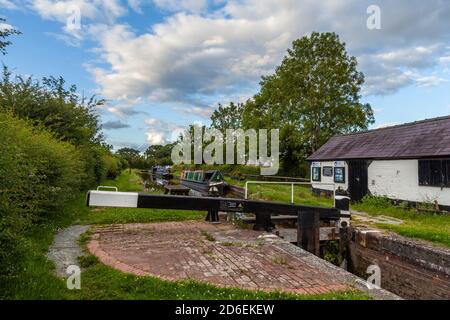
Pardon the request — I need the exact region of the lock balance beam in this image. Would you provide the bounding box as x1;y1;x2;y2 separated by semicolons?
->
86;191;349;228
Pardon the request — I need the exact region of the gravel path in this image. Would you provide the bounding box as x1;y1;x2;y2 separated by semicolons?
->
47;225;89;277
351;210;404;225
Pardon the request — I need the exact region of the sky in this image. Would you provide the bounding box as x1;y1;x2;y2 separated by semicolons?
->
1;0;450;151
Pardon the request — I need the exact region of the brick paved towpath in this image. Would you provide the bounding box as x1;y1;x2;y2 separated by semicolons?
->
87;221;398;299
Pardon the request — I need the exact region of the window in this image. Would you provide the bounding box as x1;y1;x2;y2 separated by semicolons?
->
323;166;333;177
334;167;345;183
210;171;224;182
312;167;321;181
418;159;449;187
204;172;213;180
194;171;202;181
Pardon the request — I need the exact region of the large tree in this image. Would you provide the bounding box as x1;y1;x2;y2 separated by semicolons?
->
210;102;244;133
145;143;174;166
242;32;374;175
0;18;20;55
116;147;141;164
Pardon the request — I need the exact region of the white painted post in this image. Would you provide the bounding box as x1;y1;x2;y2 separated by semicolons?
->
245;181;248;199
291;183;294;204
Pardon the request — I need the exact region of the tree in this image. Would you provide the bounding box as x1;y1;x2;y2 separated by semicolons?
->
0;18;21;55
116;147;141;168
210;102;244;133
0;68;104;146
242;32;374;175
145;144;174;166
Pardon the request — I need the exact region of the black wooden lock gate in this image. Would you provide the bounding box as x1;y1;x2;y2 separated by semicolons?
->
86;191;350;255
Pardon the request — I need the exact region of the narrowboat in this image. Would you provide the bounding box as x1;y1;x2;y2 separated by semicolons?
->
150;166;173;186
180;170;227;196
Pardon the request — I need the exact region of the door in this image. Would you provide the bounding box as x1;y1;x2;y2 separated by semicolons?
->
347;160;369;202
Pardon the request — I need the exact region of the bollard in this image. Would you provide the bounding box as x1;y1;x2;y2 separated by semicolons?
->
206;210;219;222
253;212;274;231
334;194;351;228
297;209;320;256
334;195;350;211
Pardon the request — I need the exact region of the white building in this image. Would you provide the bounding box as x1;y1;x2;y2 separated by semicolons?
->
307;116;450;210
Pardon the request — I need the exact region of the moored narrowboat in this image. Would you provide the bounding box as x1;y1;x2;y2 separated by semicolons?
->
150;166;173;186
180;170;227;196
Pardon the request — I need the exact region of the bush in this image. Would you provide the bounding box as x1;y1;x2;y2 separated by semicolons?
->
0;112;84;275
103;154;123;179
360;195;393;208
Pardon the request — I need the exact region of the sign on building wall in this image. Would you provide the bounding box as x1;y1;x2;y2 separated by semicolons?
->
334;161;345;167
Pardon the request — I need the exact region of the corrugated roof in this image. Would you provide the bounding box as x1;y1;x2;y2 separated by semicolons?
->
307;115;450;161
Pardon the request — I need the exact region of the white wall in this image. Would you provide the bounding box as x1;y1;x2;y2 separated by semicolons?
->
311;161;348;192
368;159;450;206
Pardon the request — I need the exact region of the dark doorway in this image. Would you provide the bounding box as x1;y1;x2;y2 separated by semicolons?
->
347;160;369;202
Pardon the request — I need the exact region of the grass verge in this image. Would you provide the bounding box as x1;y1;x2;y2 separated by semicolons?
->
81;169;204;225
228;179;333;208
66;256;369;300
2;170;370;300
353;197;450;248
0;195;89;299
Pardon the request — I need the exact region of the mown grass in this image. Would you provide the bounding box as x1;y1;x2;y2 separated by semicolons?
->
3;191;368;300
243;181;333;208
81;207;205;225
0;195;90;299
353;197;450;248
98;169;147;192
81;170;205;225
2;170;372;300
65;256;369;300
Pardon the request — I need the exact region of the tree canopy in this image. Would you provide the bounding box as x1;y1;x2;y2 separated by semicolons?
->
0;18;20;55
239;32;374;175
210;102;244;134
0;68;105;146
145;144;174;166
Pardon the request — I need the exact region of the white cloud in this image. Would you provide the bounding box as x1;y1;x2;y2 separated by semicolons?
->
29;0;126;22
376;45;440;69
173;106;214;118
146;130;166;144
440;56;450;64
102;120;130;129
0;0;17;9
20;0;450;114
127;0;143;13
86;0;450;111
144;118;158;126
153;0;207;13
373;108;384;114
144;117;185;145
415;75;447;87
0;22;14;30
26;0;127;41
374;122;400;129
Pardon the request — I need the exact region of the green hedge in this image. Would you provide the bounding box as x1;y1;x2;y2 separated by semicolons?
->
0;112;85;275
103;154;124;179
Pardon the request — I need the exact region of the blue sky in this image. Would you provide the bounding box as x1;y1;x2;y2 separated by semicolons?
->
1;0;450;150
